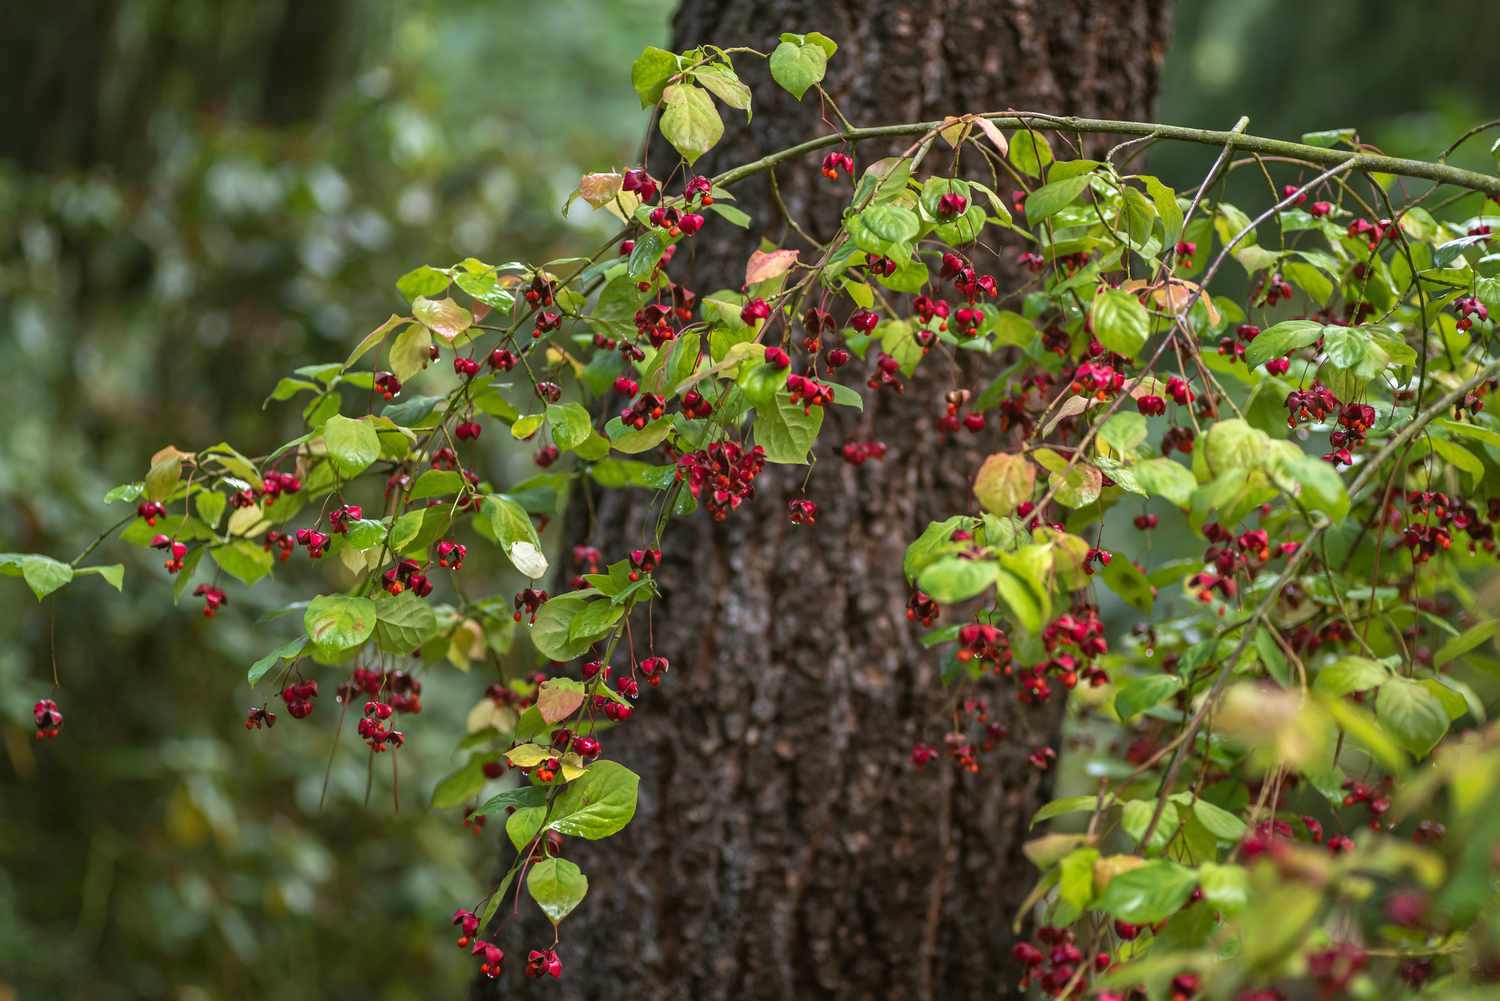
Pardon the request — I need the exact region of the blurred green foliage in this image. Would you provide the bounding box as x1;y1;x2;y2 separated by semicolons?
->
0;2;672;999
2;1;1498;998
1154;0;1500;191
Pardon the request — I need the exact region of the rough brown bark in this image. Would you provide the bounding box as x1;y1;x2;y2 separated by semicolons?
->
481;3;1169;999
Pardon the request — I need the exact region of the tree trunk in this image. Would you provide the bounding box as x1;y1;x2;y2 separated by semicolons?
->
481;2;1169;998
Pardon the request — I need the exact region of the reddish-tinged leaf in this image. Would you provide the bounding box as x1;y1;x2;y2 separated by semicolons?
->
537;678;586;724
975;117;1009;156
745;248;800;286
578;172;624;208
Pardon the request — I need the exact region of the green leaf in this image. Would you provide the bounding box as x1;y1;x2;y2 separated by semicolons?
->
994;548;1051;634
1313;655;1388;696
1;554;75;601
247;635;307;686
383;394;444;428
1376;678;1450;756
1092;861;1197;923
1197;862;1248;913
1133;458;1195;508
568;597;624;642
103;482;145;504
409;469;465;501
916;557;998;604
396;266;450;302
323;415;382;479
454;271;516;310
507;806;545;851
903;516;971;582
663;330;702;391
195;490;227;528
1430;436;1484;489
846;204;920;257
1203;418;1267;475
1283;260;1333;306
631;46;677;107
627;230;665;280
1115;674;1183;720
545;760;640;839
512;414;545;440
1436;417;1500;450
768;37;828;100
1053;464;1104;508
1100;556;1154;614
1423;678;1470;721
754;389;824;464
1321;696;1408;773
530;592;599;661
1008;131;1053;176
1254;628;1291;686
527;858;588;926
506;743;555;767
1244;319;1324;370
470;785;548;819
303;594;378;655
1434;619;1499;668
1142;175;1183;244
1031;795;1105;827
548;403;594;452
1121;800;1179;852
1055;847;1100;924
374;591;440;653
694;63;751;114
390;509;428;553
989;311;1036;349
1322;325;1386;379
1090;288;1151;357
1239;884;1323;966
794;31;838;57
973;452;1035;515
483;495;547;579
1034;450;1102;508
210;540;274;586
659;83;723;165
73;564;124;591
877;253;931;293
609;418;673;454
1099;412;1148;454
265;377;319;405
1025;174;1092;222
879;319;924;376
388;323;433;383
707;202;751;227
144;452;183;502
1269;450;1350;521
1191;799;1247;840
589;459;674;490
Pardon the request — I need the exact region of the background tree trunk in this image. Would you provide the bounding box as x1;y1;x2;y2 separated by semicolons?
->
482;2;1170;998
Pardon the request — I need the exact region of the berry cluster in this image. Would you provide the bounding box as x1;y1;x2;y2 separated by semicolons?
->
280;679;318;720
33;699;62;740
675;442;767;521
